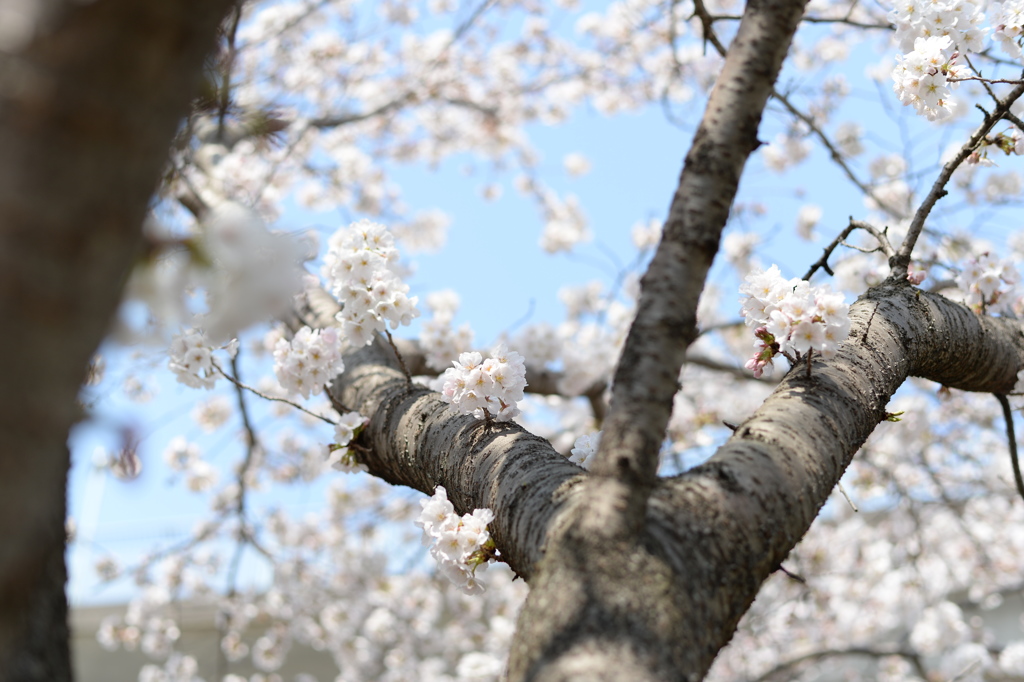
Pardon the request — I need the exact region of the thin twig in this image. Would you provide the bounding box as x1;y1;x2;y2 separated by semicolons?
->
698;11;891;29
800;15;891;29
229;353;260;518
213;359;337;424
836;480;859;512
310;0;496;129
803;218;895;281
1002;108;1024;133
895;81;1024;273
770;91;906;219
948;76;1024;85
690;0;729;55
775;564;806;583
996;394;1024;505
750;648;928;682
309;97;411;129
949;659;982;682
687;354;778;382
324;384;354;416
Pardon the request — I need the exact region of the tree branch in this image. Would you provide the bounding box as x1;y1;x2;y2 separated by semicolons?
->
692;0;902;220
750;646;927;682
595;0;812;529
770;90;906;219
996;393;1024;504
803;218;895;281
894;81;1024;274
323;275;1024;681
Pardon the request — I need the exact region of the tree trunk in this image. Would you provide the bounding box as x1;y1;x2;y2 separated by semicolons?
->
325;278;1024;682
0;1;233;677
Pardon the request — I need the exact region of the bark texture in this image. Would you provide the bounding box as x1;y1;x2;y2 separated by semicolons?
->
328;280;1024;682
594;0;812;508
0;1;232;678
502;0;815;678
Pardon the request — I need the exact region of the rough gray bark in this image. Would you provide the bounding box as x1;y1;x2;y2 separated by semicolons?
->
503;0;815;678
326;279;1024;682
0;1;233;678
593;0;812;505
3;0;1020;680
310;1;1024;678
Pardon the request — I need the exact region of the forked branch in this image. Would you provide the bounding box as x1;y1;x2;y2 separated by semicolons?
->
894;81;1024;273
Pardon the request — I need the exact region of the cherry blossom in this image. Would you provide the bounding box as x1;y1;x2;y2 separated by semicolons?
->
739;265;851;375
323;220;420;347
416;486;498;594
440;344;528;422
64;1;1024;680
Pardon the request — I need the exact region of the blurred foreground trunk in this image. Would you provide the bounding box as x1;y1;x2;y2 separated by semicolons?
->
0;1;232;678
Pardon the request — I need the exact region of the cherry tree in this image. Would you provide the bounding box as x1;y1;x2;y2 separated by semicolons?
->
6;0;1024;681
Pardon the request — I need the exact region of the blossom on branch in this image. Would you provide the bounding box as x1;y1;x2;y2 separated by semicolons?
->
273;326;345;399
168;329;235;389
992;0;1024;58
440;344;528;422
739;266;851;376
324;411;368;473
956;252;1020;313
323;220;420;347
890;0;986;55
569;431;600;469
416;486;497;595
891;36;966;122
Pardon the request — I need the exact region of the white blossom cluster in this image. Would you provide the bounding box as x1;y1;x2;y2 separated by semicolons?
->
163;437;218;493
168;329;236;389
538;193;590;254
389;209;451;254
887;0;1004;120
795;205;822;240
95;478;527;679
199;203;317;342
569;431;600;469
127;202;314;345
137;653;201;682
440;344;528;422
510;322;561;370
956;252;1020;313
1001;641;1024;676
631;218;662;251
890;0;986;55
322;220;420;347
97;587;184;658
891;36;967;121
324;411;368;473
416;486;497;595
190;396;232;432
909;601;969;654
992;0;1024;58
739;265;851;377
273;325;345;399
762;131;811;172
562;152;592;176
